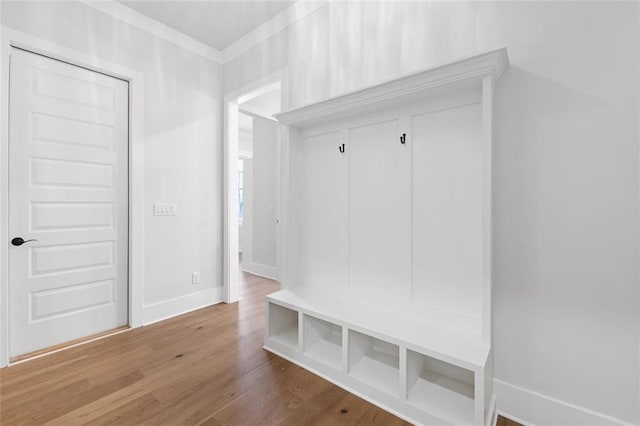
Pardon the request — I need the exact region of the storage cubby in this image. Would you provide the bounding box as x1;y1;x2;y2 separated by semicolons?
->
348;330;400;396
303;315;343;371
267;303;298;350
407;349;475;423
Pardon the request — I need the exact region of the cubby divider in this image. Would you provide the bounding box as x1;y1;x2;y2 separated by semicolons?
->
303;315;343;371
406;349;476;424
267;303;299;350
264;291;492;425
348;329;400;397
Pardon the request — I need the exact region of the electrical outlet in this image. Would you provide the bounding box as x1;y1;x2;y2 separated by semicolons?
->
192;271;201;285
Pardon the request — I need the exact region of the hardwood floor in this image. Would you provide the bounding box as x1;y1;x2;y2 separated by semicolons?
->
496;417;523;426
0;270;408;425
0;269;522;425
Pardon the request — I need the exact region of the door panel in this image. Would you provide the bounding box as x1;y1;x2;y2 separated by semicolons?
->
30;202;114;231
348;119;411;302
32;113;115;150
30;158;114;188
30;279;114;321
411;103;483;316
9;48;129;358
296;131;348;291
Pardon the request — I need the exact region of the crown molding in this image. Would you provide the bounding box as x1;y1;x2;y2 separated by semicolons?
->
78;0;224;64
222;0;328;63
77;0;327;65
275;47;509;127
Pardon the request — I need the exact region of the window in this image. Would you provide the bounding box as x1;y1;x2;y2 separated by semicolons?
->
238;158;244;225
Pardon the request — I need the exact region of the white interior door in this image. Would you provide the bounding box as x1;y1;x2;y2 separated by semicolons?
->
348;119;411;302
8;48;129;359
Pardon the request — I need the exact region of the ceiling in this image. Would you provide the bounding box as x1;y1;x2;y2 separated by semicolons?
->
118;1;295;51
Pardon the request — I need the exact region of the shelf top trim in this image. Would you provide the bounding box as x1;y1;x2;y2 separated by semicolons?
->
275;47;509;127
267;289;490;370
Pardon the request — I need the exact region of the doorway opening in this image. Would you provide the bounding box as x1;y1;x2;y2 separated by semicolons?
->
224;74;286;303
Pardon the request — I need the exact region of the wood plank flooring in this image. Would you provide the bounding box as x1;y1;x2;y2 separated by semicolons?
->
0;271;408;425
0;270;521;425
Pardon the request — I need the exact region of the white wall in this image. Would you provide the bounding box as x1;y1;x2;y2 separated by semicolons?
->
238;112;253;156
2;0;224;321
251;117;278;269
240;157;252;255
1;1;638;423
224;2;639;424
238;112;253;254
242;116;278;279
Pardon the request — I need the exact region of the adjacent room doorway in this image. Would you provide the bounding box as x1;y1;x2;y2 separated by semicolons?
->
223;73;286;303
237;88;281;280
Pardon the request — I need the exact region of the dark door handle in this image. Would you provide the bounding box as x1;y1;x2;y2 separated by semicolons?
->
11;237;37;246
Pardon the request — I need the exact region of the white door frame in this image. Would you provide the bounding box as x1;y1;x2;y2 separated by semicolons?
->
0;27;145;367
223;69;288;303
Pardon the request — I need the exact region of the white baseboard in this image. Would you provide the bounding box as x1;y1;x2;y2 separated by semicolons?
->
242;261;278;281
142;287;224;325
494;379;633;426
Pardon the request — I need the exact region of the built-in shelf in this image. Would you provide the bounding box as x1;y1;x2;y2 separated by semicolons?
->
407;349;476;424
267;303;298;350
348;330;400;397
265;47;509;425
303;315;343;371
264;293;488;425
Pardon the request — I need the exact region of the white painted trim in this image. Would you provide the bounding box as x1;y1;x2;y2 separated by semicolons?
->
142;288;223;325
493;379;634;426
242;262;278;281
0;26;145;367
224;70;289;304
486;395;497;426
78;0;223;64
275;47;509;127
71;0;327;66
222;0;329;63
9;327;132;367
239;103;278;122
637;4;640;422
237;81;282;105
73;0;328;65
224;97;240;303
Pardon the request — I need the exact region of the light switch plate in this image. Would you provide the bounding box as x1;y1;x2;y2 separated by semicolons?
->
192;271;201;285
154;202;176;216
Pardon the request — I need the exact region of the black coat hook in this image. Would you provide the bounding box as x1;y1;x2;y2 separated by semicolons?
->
338;143;345;153
400;133;406;144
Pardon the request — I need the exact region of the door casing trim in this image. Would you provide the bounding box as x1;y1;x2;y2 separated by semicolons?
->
0;26;145;367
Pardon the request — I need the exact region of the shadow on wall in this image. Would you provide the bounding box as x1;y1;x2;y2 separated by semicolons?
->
492;65;638;419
